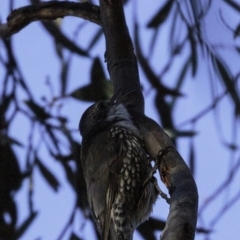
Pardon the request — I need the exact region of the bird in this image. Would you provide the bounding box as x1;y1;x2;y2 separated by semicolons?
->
79;92;158;240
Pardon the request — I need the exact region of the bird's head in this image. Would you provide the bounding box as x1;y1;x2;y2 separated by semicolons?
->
79;89;140;138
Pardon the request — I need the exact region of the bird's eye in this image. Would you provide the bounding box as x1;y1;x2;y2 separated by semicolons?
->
96;101;105;109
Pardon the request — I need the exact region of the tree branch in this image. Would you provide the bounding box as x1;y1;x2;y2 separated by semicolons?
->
99;0;144;113
98;0;198;239
136;115;198;240
0;1;100;38
159;149;198;239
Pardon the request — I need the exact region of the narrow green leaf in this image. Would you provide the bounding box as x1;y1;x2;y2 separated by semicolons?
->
70;233;83;240
42;22;89;57
148;29;160;57
36;157;60;192
45;124;60;151
70;81;113;102
69;57;113;102
62;161;75;188
213;55;240;114
223;0;240;13
87;29;103;51
171;56;191;109
147;0;174;28
189;140;195;175
235;46;240;54
14;212;38;239
25;100;51;121
0;135;23;147
196;227;212;234
234;24;240;38
189;30;198;76
60;58;71;95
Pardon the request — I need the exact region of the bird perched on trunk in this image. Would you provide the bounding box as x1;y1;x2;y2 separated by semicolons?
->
79;92;158;240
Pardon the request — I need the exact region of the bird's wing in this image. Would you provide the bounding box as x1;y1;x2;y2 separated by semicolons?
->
103;155;123;240
82;130;122;238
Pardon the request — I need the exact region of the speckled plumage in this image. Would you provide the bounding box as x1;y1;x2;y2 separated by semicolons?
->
80;100;157;240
